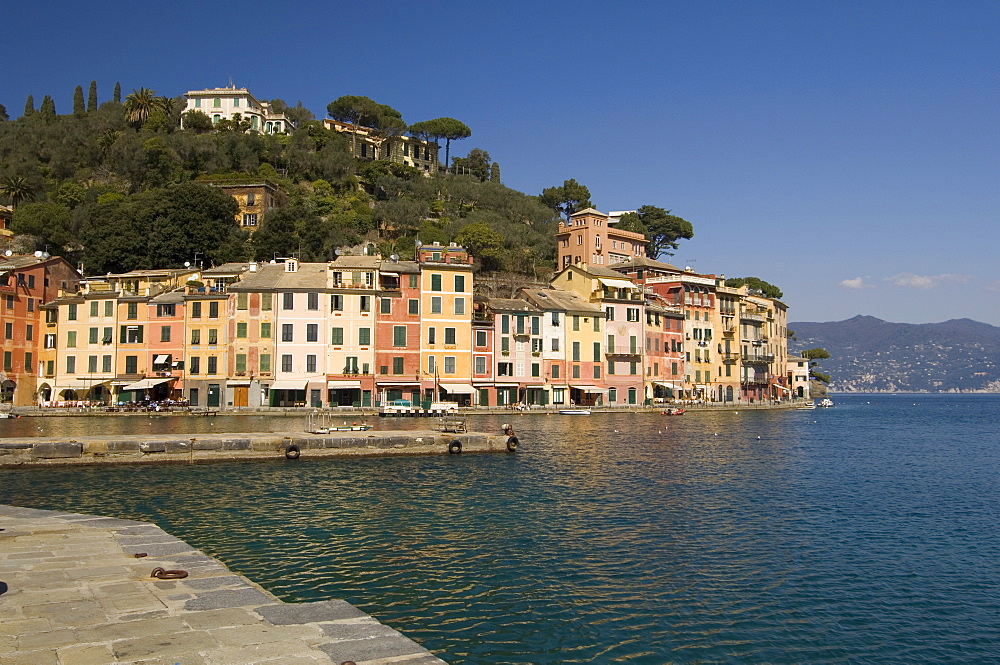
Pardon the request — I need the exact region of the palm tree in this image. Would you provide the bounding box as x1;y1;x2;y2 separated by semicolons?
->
0;175;36;209
123;87;158;128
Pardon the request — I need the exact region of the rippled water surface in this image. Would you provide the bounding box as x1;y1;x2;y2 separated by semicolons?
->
3;395;999;663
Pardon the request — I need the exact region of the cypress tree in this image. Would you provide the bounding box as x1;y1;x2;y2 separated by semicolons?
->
0;104;8;121
73;85;85;116
87;80;97;112
40;95;56;116
113;82;121;103
24;94;35;116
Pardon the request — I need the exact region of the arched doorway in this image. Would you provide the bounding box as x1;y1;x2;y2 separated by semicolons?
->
725;385;734;402
1;380;15;404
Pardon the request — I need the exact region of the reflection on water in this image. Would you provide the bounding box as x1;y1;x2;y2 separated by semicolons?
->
3;396;1000;664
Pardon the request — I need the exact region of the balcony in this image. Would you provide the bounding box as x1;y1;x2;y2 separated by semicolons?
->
721;352;740;363
605;346;640;356
740;312;765;322
742;354;775;364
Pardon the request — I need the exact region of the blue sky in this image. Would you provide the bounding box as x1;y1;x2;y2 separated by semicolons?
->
5;1;999;324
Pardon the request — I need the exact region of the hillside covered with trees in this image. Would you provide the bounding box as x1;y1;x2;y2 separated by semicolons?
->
0;83;693;280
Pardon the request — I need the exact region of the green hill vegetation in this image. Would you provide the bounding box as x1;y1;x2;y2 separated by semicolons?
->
0;84;693;280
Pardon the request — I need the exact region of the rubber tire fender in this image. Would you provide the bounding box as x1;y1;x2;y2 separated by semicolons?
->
448;439;463;454
506;436;519;452
285;444;301;460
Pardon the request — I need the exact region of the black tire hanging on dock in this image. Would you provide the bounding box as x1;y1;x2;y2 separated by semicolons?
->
285;444;301;460
448;440;463;454
506;436;519;452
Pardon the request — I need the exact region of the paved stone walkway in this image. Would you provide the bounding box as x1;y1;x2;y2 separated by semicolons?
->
0;504;446;664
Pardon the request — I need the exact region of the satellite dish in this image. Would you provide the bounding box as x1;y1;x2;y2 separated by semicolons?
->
3;250;12;257
42;252;50;259
334;248;342;256
184;261;191;268
34;250;43;257
390;253;399;262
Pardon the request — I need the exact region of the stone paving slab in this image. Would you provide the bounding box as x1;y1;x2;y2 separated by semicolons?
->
0;504;447;664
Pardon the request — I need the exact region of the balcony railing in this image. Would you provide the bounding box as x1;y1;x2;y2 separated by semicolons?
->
606;346;640;356
742;354;775;364
740;312;765;322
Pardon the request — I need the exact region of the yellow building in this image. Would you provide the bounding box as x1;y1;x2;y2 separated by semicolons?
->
548;264;610;406
417;243;474;404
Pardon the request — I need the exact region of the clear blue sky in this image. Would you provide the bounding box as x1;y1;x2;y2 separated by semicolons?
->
6;1;999;324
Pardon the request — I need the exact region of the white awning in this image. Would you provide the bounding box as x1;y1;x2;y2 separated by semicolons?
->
327;380;362;389
269;379;307;391
775;385;791;392
440;383;476;394
121;377;172;391
655;381;682;389
598;277;635;290
153;354;170;364
57;379;103;390
571;385;609;394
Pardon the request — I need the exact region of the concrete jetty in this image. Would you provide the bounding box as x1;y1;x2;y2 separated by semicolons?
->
0;429;514;467
0;504;446;664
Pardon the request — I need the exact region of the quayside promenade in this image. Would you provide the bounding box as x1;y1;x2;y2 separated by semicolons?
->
0;429;510;467
0;504;446;664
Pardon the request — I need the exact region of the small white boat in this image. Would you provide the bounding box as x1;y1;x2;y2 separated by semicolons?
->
818;398;834;408
559;409;592;415
796;402;816;410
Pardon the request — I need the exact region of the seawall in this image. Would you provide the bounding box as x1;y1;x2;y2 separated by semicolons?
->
0;430;513;468
0;504;446;664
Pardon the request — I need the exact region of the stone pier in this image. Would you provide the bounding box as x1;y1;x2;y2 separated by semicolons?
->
0;504;446;664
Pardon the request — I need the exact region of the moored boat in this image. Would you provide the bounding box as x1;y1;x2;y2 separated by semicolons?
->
559;409;592;415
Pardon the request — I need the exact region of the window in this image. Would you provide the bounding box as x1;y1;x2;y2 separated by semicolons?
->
307;292;319;310
281;354;293;372
260;354;271;373
454;298;465;315
427;356;436;373
191;302;202;318
261;293;272;310
213;97;221;107
123;355;137;374
283;292;294;310
306;355;317;373
381;298;391;314
552;364;560;378
605;307;615;321
236;354;247;374
209;301;219;318
360;295;371;312
444;356;456;374
102;355;111;373
501;316;510;334
68;304;78;321
208;328;217;345
393;326;407;347
331;327;344;345
476;330;487;347
160;326;171;342
358;328;371;345
531;363;540;377
445;327;456;345
191;329;201;344
431;297;442;314
207;356;217;375
551;338;559;351
25;324;32;341
593;365;601;379
236;322;247;339
572;365;580;378
90;301;99;317
594;342;602;362
552;312;560;326
3;322;11;340
407;299;418;315
608;360;616;375
237;293;248;310
572;316;580;331
44;333;56;349
475;356;486;374
157;304;176;317
454;275;465;292
501;337;510;353
428;327;436;344
593;317;600;332
497;362;513;376
307;323;318;342
532;338;543;353
2;351;12;372
572;342;580;361
126;302;137;320
242;213;258;226
409;274;418;288
88;327;98;344
627;308;639;322
431;274;442;291
392;357;404;374
88;355;98;373
282;324;293;342
190;357;200;374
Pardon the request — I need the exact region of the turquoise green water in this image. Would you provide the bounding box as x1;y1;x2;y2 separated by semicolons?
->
2;395;999;663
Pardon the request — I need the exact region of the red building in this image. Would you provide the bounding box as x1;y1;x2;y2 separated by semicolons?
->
374;260;423;406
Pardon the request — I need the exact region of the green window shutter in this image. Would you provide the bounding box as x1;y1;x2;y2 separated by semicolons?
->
332;328;344;345
359;328;371;345
236;322;247;338
260;322;271;338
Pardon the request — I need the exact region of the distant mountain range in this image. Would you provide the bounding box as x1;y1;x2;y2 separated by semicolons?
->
788;315;1000;393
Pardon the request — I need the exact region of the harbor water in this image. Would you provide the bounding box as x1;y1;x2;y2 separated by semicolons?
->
2;394;999;663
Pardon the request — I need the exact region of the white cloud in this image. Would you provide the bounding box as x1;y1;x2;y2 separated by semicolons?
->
885;273;972;289
840;277;873;290
985;280;1000;292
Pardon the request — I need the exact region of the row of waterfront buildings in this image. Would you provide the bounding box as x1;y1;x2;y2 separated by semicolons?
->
0;208;809;409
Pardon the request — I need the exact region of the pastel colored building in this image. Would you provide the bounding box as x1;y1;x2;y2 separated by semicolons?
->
182;86;294;134
374;260;423;406
555;208;648;270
